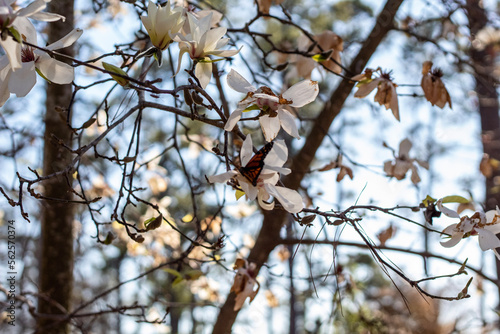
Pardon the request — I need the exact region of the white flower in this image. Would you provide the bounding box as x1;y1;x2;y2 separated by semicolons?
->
354;67;399;121
383;138;428;184
208;135;303;213
224;69;319;142
1;0;65;70
0;26;82;107
141;0;184;51
174;12;240;88
438;200;500;259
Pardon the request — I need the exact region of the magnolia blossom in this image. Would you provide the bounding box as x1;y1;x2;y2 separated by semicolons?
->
0;25;82;106
421;61;452;109
438;200;500;259
230;259;259;311
383;138;428;184
174;12;240;88
224;69;319;142
353;67;400;121
0;0;64;70
207;135;304;213
141;0;184;51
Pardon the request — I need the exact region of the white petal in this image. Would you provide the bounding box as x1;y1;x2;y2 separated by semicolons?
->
207;170;237;183
278;109;299;138
16;0;47;17
436;199;461;218
0;37;21;70
8;61;36;97
257;187;274;210
238;176;257;200
46;28;83;51
265;184;303;213
0;64;12;107
440;225;463;248
224;108;243;131
477;228;500;251
28;11;65;22
282;80;319;107
37;57;74;84
227;69;256;93
195;61;212;88
259;115;281;142
240;135;253;166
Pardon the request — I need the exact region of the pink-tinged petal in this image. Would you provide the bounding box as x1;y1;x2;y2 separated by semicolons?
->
259;172;279;185
240;135;253;166
8;61;36;97
477;228;500;251
37;56;74;84
207;170;237;184
259;115;281;142
227;69;256;93
278;109;299;138
265;184;304;213
354;78;381;98
46;28;82;51
437;199;461;218
282;80;319;107
224;108;243;131
253;93;279;103
195;61;212;88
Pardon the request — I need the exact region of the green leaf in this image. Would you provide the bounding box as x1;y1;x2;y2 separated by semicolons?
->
421;195;436;207
235;189;245;200
154;48;163;66
184;269;203;280
441;195;470;204
242;104;260;113
7;26;22;44
164;268;182;278
35;67;51;83
102;62;129;86
312;49;333;63
355;78;374;87
103;231;116;245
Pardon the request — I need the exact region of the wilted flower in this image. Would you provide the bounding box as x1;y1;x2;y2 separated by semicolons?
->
141;0;184;51
174;12;240;88
224;69;318;142
438;200;500;259
421;61;452;109
383;138;428;184
353;67;400;121
292;30;343;78
230;259;260;311
0;0;65;70
0;26;82;106
208;135;304;213
257;0;284;15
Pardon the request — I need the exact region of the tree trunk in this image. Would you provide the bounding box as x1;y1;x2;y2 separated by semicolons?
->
465;0;500;311
36;0;75;333
211;1;404;332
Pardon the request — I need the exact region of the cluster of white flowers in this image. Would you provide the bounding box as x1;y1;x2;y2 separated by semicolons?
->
208;69;319;213
141;0;240;88
437;199;500;259
0;0;82;106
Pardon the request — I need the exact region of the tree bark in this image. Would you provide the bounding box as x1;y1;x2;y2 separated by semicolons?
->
211;1;404;332
36;1;75;333
465;0;500;312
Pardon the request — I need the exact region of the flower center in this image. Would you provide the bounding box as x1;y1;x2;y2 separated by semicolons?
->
21;46;38;63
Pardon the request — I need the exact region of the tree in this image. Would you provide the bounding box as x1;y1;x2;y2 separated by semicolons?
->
0;0;499;333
